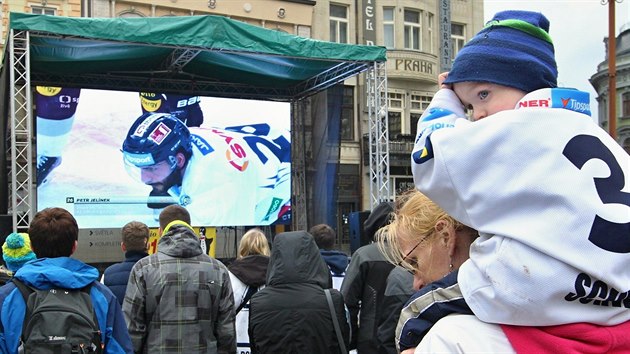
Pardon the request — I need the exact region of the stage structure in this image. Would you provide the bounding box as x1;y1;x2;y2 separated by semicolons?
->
1;13;389;232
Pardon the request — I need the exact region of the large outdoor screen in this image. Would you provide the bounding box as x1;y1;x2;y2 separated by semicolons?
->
36;87;291;228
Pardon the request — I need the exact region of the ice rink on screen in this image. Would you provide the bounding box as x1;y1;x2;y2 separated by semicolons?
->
36;88;291;229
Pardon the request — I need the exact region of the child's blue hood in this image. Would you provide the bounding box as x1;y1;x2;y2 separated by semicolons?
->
13;257;99;290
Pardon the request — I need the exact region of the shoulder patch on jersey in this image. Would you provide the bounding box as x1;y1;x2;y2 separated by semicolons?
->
191;134;214;155
412;135;435;164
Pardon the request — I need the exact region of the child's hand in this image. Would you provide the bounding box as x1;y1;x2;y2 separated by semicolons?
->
438;72;452;89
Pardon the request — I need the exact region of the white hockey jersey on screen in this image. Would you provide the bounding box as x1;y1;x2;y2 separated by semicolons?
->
411;88;630;326
167;123;291;226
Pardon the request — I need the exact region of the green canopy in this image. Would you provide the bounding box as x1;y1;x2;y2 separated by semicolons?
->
5;12;387;100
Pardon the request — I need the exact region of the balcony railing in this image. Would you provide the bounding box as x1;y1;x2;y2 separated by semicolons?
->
362;134;416;167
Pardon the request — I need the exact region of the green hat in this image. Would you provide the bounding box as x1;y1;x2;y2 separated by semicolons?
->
2;232;36;272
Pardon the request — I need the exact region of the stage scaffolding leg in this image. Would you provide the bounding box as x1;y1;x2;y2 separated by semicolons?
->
291;100;308;231
366;61;390;209
7;29;34;231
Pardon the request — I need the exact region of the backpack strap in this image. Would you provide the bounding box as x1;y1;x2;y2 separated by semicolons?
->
83;281;103;352
11;279;35;344
235;285;259;314
11;278;34;305
325;289;347;354
0;279;32;333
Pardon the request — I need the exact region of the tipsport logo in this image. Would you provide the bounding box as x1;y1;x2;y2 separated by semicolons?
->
517;88;591;117
558;96;590;115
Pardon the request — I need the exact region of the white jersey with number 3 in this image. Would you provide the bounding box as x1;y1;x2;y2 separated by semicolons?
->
411;88;630;326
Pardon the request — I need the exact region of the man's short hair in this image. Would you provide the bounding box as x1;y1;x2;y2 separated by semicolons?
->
159;204;191;230
309;224;336;250
28;207;78;258
122;221;149;251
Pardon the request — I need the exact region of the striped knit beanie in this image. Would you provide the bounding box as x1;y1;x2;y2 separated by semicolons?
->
2;232;36;272
444;10;557;93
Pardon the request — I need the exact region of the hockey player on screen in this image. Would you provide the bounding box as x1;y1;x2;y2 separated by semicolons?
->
35;86;81;186
121;112;291;226
35;87;204;186
139;92;204;127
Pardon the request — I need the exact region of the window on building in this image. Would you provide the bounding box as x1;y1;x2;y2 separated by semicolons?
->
31;6;56;15
451;23;466;59
341;86;355;140
410;93;433;137
389;112;402;138
410;93;432;111
427;13;434;54
388;91;404;110
330;4;349;44
388;92;404;137
623;92;630;117
337;163;360;251
383;7;395;49
404;9;421;50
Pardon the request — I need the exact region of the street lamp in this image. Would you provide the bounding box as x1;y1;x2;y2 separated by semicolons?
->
603;0;623;140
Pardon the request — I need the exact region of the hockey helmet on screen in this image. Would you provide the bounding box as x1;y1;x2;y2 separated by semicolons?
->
122;112;193;170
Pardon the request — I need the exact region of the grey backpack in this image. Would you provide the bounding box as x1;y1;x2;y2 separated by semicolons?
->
12;279;103;353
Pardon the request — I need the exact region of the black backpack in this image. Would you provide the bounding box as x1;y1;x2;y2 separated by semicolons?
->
12;279;103;354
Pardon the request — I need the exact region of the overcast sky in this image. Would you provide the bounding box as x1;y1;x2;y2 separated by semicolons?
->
483;0;629;122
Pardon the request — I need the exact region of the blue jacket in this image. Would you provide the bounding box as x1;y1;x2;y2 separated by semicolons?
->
397;271;472;351
0;257;133;353
319;249;349;276
103;250;149;305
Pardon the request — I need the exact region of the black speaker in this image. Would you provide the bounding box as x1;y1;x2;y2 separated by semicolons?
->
0;214;13;240
0;214;13;266
348;211;370;255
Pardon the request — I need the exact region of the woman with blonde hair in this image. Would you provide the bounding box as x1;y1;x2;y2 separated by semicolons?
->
237;228;270;259
228;228;271;354
377;189;479;352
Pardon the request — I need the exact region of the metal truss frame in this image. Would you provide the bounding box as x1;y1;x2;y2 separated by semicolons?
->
7;30;34;230
366;61;390;208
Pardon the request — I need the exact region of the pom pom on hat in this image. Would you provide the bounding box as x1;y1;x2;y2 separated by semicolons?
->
2;232;36;272
444;10;557;93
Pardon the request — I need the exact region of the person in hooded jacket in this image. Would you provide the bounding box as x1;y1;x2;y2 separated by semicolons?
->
248;231;350;354
228;228;270;354
340;201;395;354
123;204;236;353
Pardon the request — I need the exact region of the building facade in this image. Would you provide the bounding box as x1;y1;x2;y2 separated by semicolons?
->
310;0;483;249
590;23;630;154
2;0;483;254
